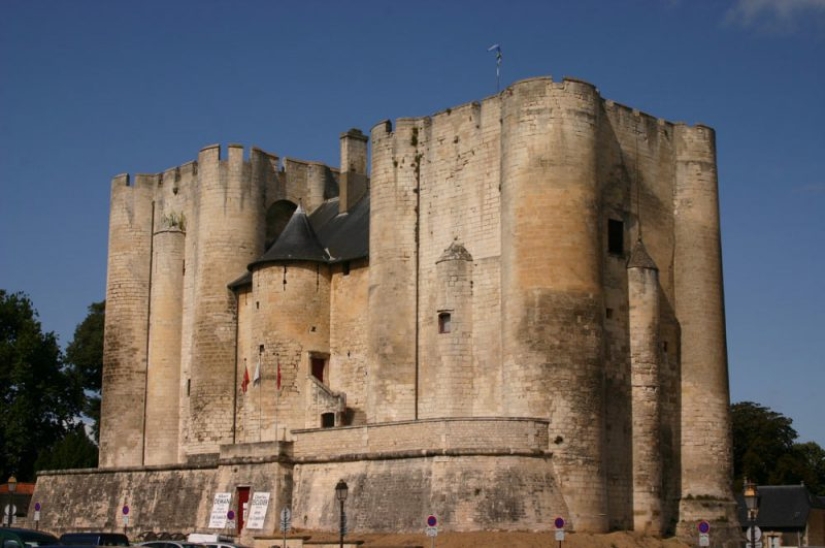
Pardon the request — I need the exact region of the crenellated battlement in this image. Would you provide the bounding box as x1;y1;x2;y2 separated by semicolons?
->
92;74;734;541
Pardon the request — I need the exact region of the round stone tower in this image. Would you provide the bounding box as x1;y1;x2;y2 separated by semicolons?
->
99;173;155;467
366;119;422;422
248;205;331;437
187;144;265;455
673;124;734;526
499;77;608;532
627;239;663;535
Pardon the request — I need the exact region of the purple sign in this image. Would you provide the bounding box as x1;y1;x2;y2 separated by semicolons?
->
698;520;710;534
554;516;565;529
34;503;41;512
227;510;235;520
426;515;437;527
122;506;129;515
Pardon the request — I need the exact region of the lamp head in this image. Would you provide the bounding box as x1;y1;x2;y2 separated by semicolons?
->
335;479;348;502
7;476;16;494
743;478;759;513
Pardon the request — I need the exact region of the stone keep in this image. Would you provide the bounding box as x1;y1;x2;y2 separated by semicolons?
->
37;76;736;540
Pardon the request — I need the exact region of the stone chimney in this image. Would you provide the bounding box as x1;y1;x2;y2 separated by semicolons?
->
339;128;369;214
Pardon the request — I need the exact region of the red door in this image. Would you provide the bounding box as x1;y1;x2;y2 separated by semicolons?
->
237;486;250;533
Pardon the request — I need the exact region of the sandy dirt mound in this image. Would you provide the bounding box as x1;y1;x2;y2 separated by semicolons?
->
299;530;692;548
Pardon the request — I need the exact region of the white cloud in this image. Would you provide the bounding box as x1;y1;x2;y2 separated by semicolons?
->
727;0;825;31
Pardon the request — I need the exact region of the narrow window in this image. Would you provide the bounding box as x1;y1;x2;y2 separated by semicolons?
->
606;308;614;319
608;219;624;255
342;261;351;276
321;412;335;428
311;356;326;383
438;312;452;334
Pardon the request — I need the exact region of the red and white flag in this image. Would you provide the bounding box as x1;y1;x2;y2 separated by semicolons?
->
241;366;250;393
253;355;262;387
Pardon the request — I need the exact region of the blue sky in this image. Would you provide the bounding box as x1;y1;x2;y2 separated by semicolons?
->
1;1;823;446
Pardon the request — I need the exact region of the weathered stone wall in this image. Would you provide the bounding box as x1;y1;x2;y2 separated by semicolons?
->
290;418;562;533
329;260;370;425
32;466;217;535
96;74;735;538
33;443;292;545
417;97;502;419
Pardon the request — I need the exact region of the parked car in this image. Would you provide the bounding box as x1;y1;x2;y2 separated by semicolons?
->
186;534;249;548
0;527;59;548
59;533;130;546
138;541;204;548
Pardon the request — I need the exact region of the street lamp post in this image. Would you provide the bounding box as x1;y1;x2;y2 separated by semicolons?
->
744;478;760;548
335;479;348;548
4;475;17;528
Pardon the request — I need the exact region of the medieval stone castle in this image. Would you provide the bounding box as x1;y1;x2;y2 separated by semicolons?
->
33;76;736;542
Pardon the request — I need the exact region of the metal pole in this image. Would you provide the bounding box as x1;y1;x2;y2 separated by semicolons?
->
750;512;754;548
339;498;345;548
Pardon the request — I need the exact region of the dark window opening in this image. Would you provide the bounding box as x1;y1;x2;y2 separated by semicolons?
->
342;261;351;276
438;312;452;334
321;412;335;428
608;219;624;255
606;308;614;319
311;356;326;383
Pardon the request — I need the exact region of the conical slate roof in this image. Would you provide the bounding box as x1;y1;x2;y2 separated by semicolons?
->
627;239;658;270
249;204;329;268
310;193;370;262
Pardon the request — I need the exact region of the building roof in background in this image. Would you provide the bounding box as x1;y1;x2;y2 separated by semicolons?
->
736;484;825;530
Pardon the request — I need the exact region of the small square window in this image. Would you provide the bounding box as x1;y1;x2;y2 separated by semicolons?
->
438;312;451;334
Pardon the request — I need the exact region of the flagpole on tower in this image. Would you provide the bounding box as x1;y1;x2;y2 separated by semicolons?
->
258;345;263;442
488;43;502;92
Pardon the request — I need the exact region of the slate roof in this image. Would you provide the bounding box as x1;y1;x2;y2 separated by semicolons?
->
249;203;330;267
627;239;658;270
229;193;370;289
736;485;825;530
310;193;369;263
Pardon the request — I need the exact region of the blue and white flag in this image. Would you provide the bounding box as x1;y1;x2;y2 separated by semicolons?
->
488;43;502;64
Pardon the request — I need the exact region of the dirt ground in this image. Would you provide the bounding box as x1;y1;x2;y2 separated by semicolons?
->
299;530;692;548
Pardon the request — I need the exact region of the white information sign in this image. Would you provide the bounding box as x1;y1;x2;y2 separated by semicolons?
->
208;493;232;529
699;532;710;547
555;530;565;541
245;492;271;530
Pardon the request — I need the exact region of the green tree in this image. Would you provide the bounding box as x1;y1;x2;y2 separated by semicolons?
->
0;290;83;482
65;301;104;441
732;401;825;495
34;423;98;471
